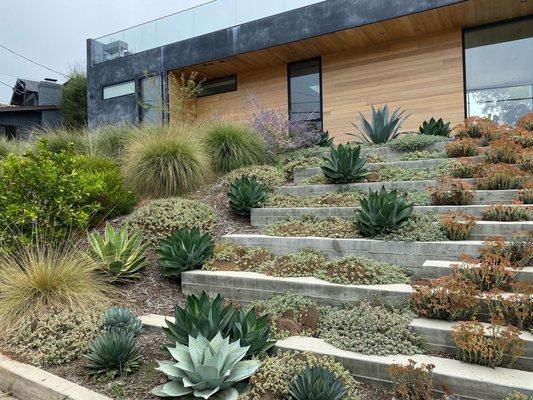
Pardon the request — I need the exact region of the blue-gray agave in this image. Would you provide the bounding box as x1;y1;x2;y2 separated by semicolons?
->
152;332;261;399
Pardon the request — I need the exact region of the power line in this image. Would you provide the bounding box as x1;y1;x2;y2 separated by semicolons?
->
0;80;13;89
0;43;68;78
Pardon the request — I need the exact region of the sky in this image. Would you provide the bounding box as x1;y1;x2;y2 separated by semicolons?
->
0;0;208;103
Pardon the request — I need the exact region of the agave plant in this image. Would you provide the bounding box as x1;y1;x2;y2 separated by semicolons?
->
232;308;276;356
352;105;409;144
164;292;235;346
419;118;451;137
87;224;148;282
321;143;369;184
289;366;347;400
152;332;261;399
104;306;142;336
355;186;414;237
84;331;142;378
228;176;267;216
316;131;334;147
157;228;214;278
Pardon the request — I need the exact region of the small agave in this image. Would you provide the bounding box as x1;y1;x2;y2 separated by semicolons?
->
152;332;261;400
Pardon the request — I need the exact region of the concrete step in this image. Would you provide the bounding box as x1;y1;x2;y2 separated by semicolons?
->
409;318;533;371
275;336;533;400
293;156;482;184
276;178;478;196
421;260;533;281
222;234;483;269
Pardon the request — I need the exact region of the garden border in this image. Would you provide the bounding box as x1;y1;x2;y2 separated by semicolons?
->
0;354;111;400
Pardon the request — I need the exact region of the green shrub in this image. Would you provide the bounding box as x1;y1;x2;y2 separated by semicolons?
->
0;147;136;246
224;165;285;190
232;308;276;357
228;176;267;216
90;124;137;158
247;352;358;400
289;366;347;400
389;133;445;152
353;105;408;144
201;120;267;172
419;117;451;137
62;71;87;128
122;125;210;197
163;292;235;346
320;301;423;355
104;307;142;336
355;187;414;237
321;143;369;184
0;308;103;366
88;224;148;282
157;228;214;278
152;333;261;399
84;331;142;378
125;197;215;247
0;243;111;332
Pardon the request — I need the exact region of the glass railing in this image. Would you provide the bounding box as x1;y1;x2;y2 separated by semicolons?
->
91;0;326;64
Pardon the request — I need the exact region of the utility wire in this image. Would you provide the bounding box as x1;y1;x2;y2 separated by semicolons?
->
0;80;13;89
0;43;68;78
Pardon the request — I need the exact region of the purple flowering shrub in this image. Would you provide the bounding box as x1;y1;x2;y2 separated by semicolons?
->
246;93;320;156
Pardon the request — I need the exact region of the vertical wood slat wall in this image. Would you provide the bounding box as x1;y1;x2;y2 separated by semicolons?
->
190;29;465;141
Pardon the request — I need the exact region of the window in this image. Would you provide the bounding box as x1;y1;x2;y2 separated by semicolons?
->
288;58;322;129
198;75;237;97
140;75;163;125
464;18;533;125
103;81;136;100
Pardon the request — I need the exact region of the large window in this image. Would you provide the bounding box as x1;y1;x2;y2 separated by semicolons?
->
288;58;322;129
198;75;237;97
140;75;163;125
464;18;533;125
102;81;136;100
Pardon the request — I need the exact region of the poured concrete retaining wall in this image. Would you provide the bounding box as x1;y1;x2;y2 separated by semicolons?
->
275;336;533;400
181;270;412;305
421;260;533;281
409;318;533;371
276;178;476;196
223;234;483;269
0;354;111;400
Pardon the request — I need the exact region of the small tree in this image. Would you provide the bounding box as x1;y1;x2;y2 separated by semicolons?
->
62;70;87;128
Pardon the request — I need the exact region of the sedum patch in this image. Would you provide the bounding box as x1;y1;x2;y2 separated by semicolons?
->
374;212;447;242
223;165;286;190
246;351;359;400
399;150;447;161
264;191;365;208
320;301;424;356
204;244;409;286
368;162;449;182
1;308;104;367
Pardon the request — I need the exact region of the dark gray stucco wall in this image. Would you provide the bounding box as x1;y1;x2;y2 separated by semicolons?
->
87;0;465;128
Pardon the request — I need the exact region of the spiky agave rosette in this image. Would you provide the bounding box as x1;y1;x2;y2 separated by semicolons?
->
152;333;261;399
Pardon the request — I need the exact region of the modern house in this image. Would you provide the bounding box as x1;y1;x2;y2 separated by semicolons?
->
86;0;533;141
0;79;63;138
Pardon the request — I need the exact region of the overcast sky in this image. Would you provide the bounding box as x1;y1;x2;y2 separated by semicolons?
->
0;0;207;103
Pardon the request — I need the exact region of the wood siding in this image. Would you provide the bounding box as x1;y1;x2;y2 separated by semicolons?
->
322;29;465;141
178;30;464;141
195;64;287;123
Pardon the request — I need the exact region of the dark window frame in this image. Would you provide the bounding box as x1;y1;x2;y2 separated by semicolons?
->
461;15;533;120
197;74;237;98
287;57;323;128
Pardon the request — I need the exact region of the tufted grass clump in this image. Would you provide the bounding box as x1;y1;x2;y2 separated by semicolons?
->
201;120;267;172
37;126;90;154
122;124;210;197
246;351;359;400
224;165;285;190
0;136;27;158
0;243;111;332
90;124;138;158
0;308;104;366
125;197;215;247
320;301;424;356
